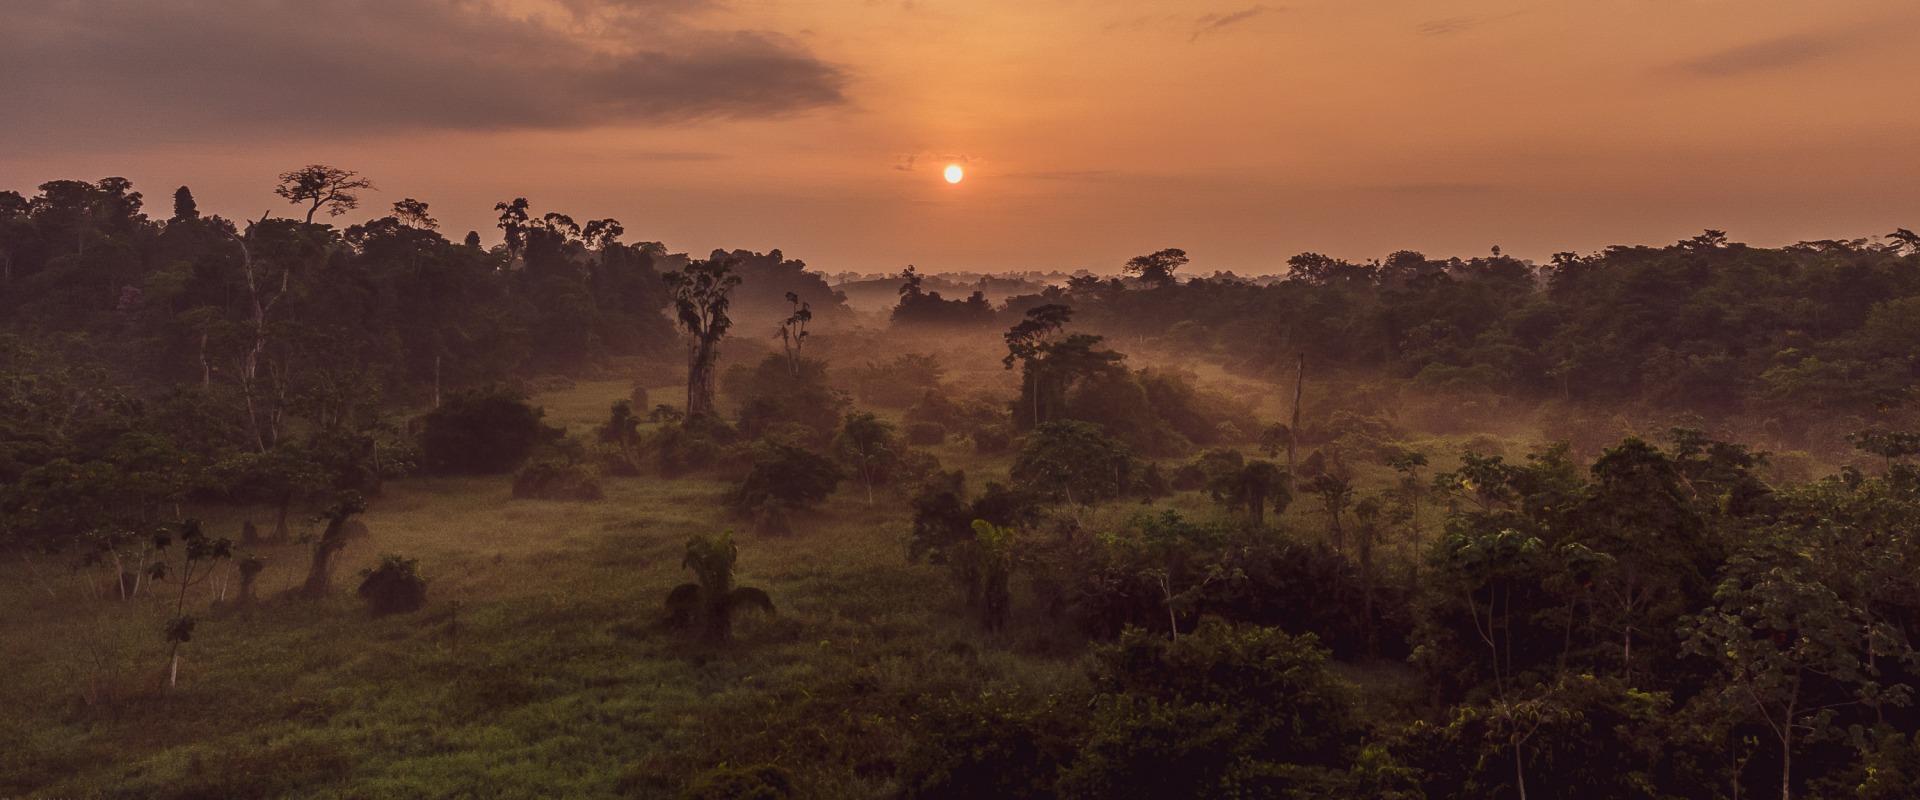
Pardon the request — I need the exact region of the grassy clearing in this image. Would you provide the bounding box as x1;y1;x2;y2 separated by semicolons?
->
0;371;1563;798
0;391;1098;798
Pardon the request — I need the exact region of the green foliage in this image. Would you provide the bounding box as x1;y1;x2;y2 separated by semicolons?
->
1396;674;1690;800
417;387;559;475
896;690;1083;799
1057;622;1357;800
727;353;845;445
357;554;428;615
855;353;946;407
593;399;644;475
511;460;604;501
834;411;902;502
664;531;775;643
729;440;843;512
1011;420;1133;504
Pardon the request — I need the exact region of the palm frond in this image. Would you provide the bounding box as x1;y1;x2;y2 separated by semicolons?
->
729;586;776;617
664;582;702;626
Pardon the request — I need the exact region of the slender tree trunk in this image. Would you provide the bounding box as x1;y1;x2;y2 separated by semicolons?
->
198;332;211;388
1289;353;1304;492
1513;728;1529;800
274;493;293;541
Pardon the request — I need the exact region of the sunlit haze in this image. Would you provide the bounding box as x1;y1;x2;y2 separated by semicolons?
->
5;0;1918;272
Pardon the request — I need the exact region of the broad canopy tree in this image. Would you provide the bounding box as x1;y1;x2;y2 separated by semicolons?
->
275;165;375;224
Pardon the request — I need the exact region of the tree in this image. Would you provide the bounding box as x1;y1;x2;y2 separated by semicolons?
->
667;257;742;422
494;197;530;265
171;186;198;221
416;387;559;475
151;519;232;688
730;441;844;513
390;198;437;230
1011;421;1133;504
1207;459;1290;526
1002;304;1075;429
1057;622;1356;799
1122;248;1188;287
835;411;900;505
972;520;1017;632
778;291;811;377
274;165;374;224
664;532;775;643
1685;547;1914;800
300;491;367;599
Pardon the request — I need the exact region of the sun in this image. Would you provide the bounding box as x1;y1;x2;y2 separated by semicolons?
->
944;164;963;183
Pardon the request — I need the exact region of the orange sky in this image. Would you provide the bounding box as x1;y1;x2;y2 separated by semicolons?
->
4;0;1918;274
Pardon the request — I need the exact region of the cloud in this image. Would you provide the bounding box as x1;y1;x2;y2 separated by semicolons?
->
1009;170;1116;181
1415;12;1521;36
1675;33;1851;77
1191;6;1270;42
0;0;849;147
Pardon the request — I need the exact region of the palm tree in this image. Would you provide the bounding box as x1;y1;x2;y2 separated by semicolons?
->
664;532;774;643
1208;460;1291;526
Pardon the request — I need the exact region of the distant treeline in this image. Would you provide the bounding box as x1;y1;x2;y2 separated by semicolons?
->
0;174;851;403
948;235;1920;430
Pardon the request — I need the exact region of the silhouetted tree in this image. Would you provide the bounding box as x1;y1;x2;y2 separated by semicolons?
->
275;165;374;224
667;257;742;422
1122;248;1188;287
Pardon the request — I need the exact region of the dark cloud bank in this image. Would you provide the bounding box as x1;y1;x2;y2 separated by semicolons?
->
0;0;849;147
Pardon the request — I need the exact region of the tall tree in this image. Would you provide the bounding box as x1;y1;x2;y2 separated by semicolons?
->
171;186;198;221
1123;248;1188;287
1003;303;1074;428
275;165;374;224
666;257;742;422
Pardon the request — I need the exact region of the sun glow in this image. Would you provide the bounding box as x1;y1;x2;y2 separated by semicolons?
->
944;164;963;183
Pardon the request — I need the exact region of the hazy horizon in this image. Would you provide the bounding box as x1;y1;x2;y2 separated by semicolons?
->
6;0;1917;274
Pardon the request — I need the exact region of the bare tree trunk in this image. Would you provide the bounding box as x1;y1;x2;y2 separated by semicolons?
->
274;493;293;542
198;331;211;388
686;335;721;420
1289;353;1304;492
301;509;355;599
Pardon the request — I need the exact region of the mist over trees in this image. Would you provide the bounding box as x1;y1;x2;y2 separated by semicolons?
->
10;172;1920;798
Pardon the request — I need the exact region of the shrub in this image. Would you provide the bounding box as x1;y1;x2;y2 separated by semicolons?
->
652;421;725;476
416;386;560;475
855;353;946;407
727;354;845;445
1169;447;1243;491
511;460;604;501
905;421;947;446
356;554;427;616
730;441;843;512
896;690;1082;799
973;424;1013;454
1056;623;1357;799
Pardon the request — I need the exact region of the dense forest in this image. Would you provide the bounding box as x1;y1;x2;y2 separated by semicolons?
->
6;171;1920;799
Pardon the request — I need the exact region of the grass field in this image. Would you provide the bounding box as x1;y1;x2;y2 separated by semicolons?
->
4;371;1771;797
0;380;1114;798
